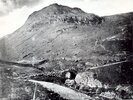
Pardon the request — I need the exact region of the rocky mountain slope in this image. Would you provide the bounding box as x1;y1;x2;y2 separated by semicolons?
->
1;3;132;61
0;3;133;84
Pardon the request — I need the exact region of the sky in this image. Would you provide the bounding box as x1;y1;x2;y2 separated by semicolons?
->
0;0;133;38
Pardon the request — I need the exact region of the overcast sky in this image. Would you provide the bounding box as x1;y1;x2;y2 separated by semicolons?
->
0;0;133;38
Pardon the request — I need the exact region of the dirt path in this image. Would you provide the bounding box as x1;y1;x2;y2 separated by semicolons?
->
29;80;93;100
87;60;130;70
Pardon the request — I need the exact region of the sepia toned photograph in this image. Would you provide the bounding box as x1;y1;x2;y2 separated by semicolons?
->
0;0;133;100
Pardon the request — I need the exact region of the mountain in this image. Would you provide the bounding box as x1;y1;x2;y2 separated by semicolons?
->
0;3;133;84
1;3;132;61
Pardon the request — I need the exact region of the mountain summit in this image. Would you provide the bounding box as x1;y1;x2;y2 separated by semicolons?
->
41;3;85;14
26;3;102;26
